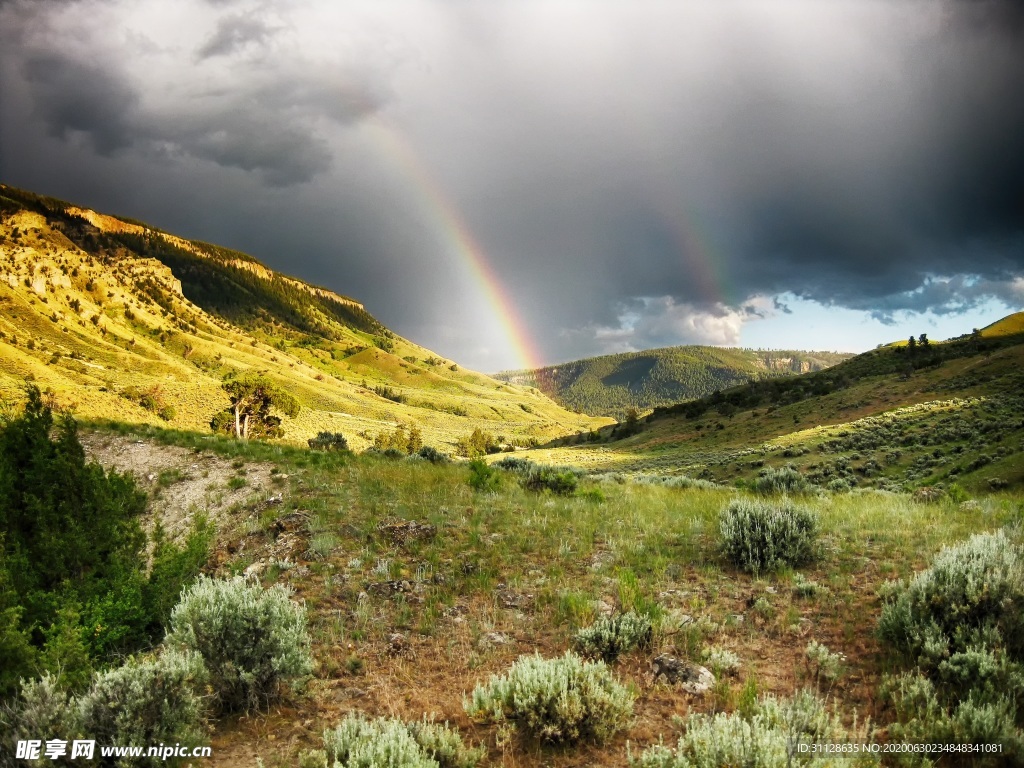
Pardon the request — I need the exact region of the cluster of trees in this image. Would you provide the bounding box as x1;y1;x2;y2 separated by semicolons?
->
120;384;175;421
372;425;423;455
0;388;210;696
111;231;385;339
456;428;500;458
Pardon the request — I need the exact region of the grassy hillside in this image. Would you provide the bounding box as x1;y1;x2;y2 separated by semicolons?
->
495;346;852;419
527;316;1024;494
0;184;607;451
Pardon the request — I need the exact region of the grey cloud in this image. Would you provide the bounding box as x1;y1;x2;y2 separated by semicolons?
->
22;54;139;155
857;275;1024;324
14;29;387;186
197;14;275;59
182;121;333;186
440;0;1024;346
773;298;793;315
560;297;753;358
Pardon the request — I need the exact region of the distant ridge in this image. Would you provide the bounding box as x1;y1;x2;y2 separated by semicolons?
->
495;346;852;419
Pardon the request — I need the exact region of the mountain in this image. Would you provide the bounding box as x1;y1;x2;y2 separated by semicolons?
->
526;314;1024;493
0;184;608;450
494;346;852;419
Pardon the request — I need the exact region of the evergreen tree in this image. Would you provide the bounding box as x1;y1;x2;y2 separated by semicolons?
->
0;388;212;694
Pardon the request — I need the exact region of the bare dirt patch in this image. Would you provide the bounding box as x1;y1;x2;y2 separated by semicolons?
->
80;431;282;539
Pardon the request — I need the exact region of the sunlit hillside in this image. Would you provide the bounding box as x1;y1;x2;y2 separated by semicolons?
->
528;318;1024;494
0;185;609;450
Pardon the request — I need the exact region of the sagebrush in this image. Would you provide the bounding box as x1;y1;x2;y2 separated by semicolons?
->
629;689;872;767
165;575;313;712
465;651;635;744
573;612;653;662
719;498;818;574
322;713;483;768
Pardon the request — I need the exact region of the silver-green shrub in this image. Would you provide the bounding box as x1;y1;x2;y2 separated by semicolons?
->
324;715;435;768
77;650;208;767
805;640;846;687
165;575;313;712
465;651;635;744
701;645;741;676
751;465;811;495
1;653;207;768
877;531;1024;679
883;672;1023;759
574;612;653;662
719;498;818;574
406;716;486;768
322;713;483;768
0;674;80;767
877;531;1024;757
629;689;871;767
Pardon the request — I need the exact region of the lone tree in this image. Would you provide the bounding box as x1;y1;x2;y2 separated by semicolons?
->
211;374;300;440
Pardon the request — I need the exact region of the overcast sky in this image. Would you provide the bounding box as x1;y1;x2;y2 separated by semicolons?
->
2;0;1022;371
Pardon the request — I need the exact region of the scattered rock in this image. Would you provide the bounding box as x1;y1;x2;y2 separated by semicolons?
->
477;631;513;650
367;580;415;597
244;561;266;579
378;519;436;545
595;599;616;617
590;550;615;570
960;500;981;512
444;603;469;618
494;584;532;609
651;654;716;694
387;633;410;656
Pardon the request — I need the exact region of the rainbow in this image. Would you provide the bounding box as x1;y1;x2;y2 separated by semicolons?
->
643;175;731;308
362;117;545;371
665;209;731;307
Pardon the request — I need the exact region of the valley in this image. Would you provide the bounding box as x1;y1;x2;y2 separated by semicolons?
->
2;184;1023;767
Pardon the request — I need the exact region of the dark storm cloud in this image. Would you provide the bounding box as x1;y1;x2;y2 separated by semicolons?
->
430;0;1024;359
2;0;1024;369
18;50;338;185
852;275;1024;324
22;54;139;155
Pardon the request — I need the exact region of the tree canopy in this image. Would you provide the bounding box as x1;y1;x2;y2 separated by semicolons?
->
211;373;300;440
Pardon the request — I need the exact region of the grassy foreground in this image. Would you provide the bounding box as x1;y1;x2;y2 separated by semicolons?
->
75;421;1024;767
